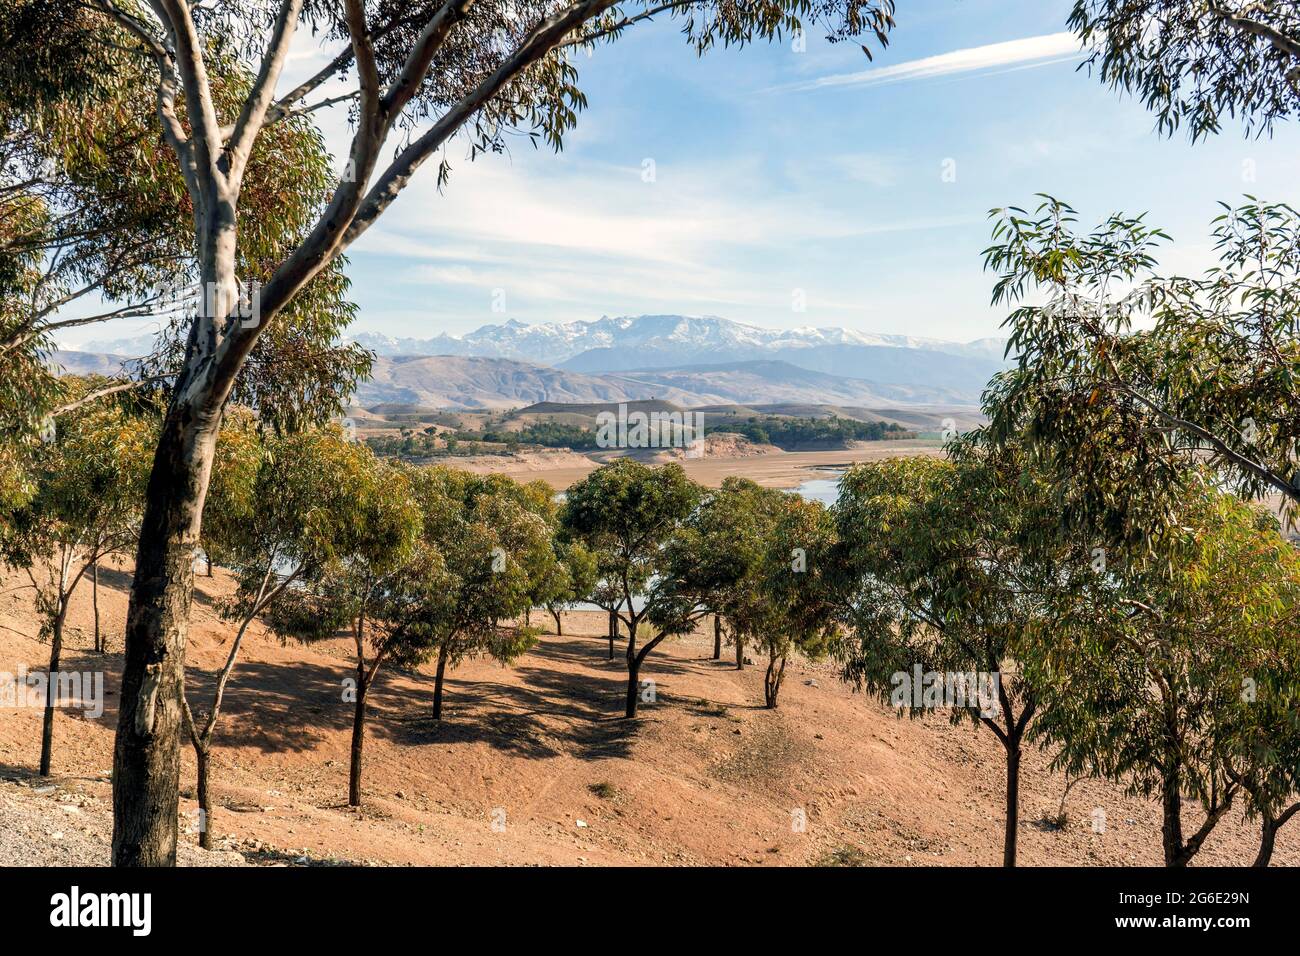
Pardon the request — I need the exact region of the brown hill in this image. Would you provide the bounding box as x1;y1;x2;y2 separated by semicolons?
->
0;565;1289;866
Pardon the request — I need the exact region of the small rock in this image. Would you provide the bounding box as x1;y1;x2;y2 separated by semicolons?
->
575;819;588;828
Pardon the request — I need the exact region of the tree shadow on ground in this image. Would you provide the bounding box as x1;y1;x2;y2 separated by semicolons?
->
385;635;648;760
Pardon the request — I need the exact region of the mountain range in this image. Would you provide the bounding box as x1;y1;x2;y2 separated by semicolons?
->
351;355;981;408
72;314;1009;409
337;314;1008;366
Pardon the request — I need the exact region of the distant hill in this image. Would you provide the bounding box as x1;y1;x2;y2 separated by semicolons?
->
65;314;1007;410
51;346;992;410
613;359;978;405
357;355;710;409
50;350;136;376
354;354;986;409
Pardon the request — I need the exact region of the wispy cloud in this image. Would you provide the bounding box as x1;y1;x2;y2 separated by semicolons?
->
346;153;983;332
770;32;1084;94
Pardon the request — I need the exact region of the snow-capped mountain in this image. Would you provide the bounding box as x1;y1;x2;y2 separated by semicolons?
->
346;315;1007;367
73;315;1008;407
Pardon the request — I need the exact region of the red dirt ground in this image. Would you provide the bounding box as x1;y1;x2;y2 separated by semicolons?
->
1;563;1293;867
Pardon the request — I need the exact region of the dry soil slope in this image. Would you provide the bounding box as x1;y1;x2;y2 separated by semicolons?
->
0;565;1291;867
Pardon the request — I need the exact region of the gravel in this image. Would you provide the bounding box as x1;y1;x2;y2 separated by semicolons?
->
0;777;247;867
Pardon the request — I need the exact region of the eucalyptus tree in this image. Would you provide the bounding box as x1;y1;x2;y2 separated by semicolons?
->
0;378;156;776
1223;612;1300;866
984;196;1300;539
0;3;368;437
652;478;777;671
562;458;701;717
587;570;625;661
262;448;424;807
1026;482;1300;867
832;440;1083;867
0;3;185;441
991;0;1300;534
541;538;597;636
751;493;838;708
182;424;384;847
478;473;563;627
392;468;554;719
60;0;897;864
1068;0;1300;142
651;481;836;708
658;482;841;708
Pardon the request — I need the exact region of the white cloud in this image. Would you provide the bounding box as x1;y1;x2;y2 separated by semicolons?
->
348;151;981;328
771;32;1084;94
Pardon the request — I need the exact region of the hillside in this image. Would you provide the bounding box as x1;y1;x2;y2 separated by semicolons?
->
354;354;711;409
359;401;980;445
352;355;983;409
50;350;135;377
1;564;1291;867
70;315;1007;409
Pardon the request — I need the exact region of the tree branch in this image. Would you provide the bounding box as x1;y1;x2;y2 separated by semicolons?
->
93;2;202;199
224;0;304;186
50;376;170;417
558;0;698;49
150;0;224;196
1212;2;1300;60
1112;381;1300;504
341;0;619;251
381;0;477;118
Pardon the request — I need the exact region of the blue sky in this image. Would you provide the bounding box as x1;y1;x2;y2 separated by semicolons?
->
67;0;1300;349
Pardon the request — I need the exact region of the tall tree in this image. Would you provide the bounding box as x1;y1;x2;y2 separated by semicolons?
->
1025;482;1300;867
562;458;700;717
401;466;552;720
652;478;777;672
832;440;1079;867
262;448;424;807
541;537;597;637
751;493;838;709
0;3;370;435
55;0;896;864
652;477;837;705
182;424;380;848
0;3;186;435
984;196;1300;537
0;377;155;776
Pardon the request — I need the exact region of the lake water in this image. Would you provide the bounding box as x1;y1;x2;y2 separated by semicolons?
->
793;476;840;505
